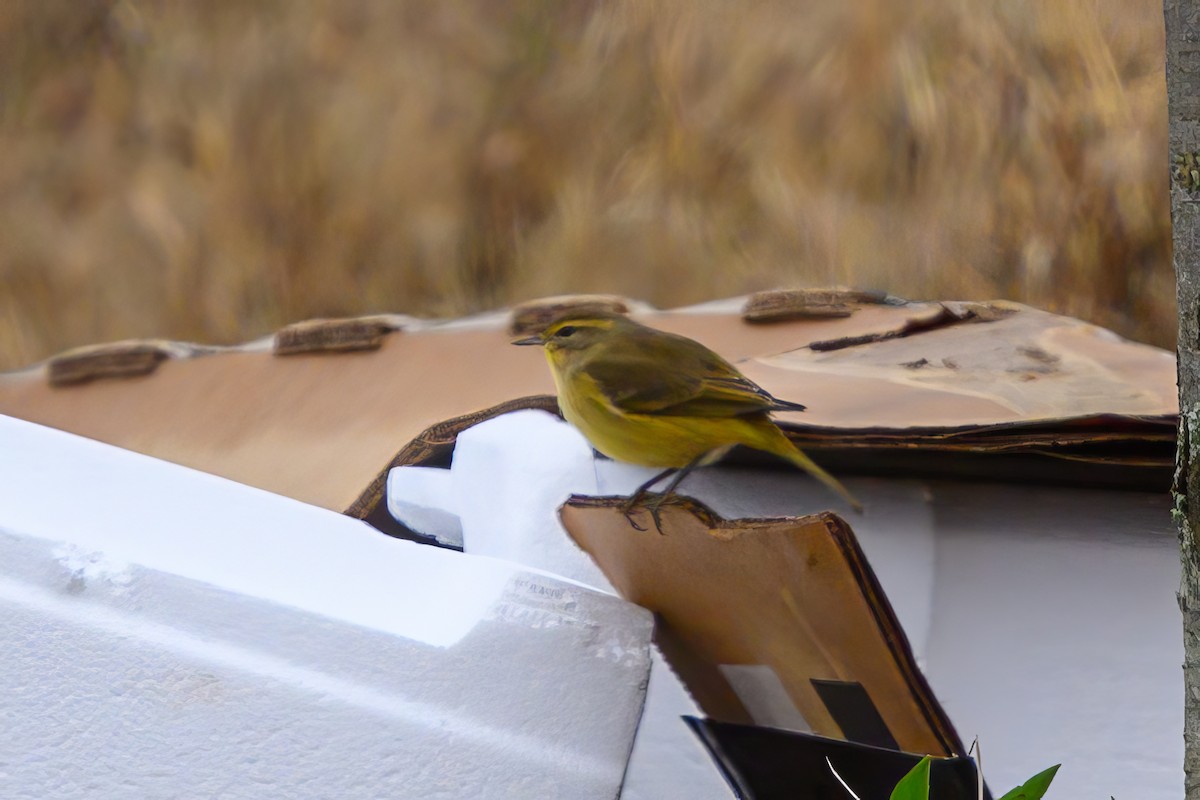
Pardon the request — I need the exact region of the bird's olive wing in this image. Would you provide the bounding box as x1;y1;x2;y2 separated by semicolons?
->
582;335;786;418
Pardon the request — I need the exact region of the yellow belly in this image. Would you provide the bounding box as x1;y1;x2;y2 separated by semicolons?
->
554;369;780;468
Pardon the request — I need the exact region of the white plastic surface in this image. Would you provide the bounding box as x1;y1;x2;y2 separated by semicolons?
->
0;414;653;800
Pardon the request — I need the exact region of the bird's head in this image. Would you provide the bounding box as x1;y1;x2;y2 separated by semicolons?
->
512;312;626;366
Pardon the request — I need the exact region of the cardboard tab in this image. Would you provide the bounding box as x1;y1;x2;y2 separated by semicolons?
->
508;294;631;336
47;340;185;386
273;315;406;355
741;287;888;322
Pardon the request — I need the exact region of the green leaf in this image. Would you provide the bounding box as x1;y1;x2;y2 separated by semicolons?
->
890;756;931;800
997;764;1061;800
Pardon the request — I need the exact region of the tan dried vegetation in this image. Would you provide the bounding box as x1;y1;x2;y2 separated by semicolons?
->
0;0;1171;370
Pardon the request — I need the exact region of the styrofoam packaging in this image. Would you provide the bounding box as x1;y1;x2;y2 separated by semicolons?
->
0;415;652;800
450;409;616;592
387;464;464;547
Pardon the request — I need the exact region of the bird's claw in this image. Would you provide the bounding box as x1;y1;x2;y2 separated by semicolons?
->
623;506;648;532
621;496;666;534
648;503;665;535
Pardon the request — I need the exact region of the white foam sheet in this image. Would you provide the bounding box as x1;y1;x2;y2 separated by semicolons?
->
0;414;653;799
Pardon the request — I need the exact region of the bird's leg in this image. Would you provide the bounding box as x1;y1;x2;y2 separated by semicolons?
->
639;457;705;534
626;467;678;506
640;446;735;533
632;450;725;533
652;459;703;500
622;467;677;532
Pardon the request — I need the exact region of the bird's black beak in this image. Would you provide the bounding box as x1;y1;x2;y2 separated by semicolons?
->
512;335;543;346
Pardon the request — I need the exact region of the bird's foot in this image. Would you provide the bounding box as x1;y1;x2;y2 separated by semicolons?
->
621;494;667;534
622;505;648;532
648;503;666;535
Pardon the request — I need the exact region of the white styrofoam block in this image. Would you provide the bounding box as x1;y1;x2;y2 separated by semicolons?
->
924;484;1179;800
387;465;464;547
451;410;615;592
0;415;499;648
0;415;653;799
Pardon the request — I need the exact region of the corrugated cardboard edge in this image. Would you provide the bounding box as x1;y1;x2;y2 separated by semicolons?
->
815;511;963;757
781;413;1178;451
561;495;966;758
344;394;560;519
782;414;1176;481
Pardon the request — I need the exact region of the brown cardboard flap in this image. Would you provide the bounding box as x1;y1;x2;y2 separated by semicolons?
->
561;495;963;757
0;295;1176;513
0;328;557;512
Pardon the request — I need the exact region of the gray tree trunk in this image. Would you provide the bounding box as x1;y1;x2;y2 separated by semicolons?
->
1167;0;1200;795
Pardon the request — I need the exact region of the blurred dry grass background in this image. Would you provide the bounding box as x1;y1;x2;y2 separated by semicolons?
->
0;0;1171;370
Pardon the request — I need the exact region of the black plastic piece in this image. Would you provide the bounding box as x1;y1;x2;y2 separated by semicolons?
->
686;717;989;800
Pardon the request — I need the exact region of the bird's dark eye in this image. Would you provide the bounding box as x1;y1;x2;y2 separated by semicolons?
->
556;325;577;338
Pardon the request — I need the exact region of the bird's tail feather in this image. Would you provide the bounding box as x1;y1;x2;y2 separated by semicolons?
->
761;427;863;513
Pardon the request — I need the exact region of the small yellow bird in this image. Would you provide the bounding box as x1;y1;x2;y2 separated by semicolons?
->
514;311;862;528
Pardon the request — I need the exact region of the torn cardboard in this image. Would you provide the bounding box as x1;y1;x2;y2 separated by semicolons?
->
560;495;964;758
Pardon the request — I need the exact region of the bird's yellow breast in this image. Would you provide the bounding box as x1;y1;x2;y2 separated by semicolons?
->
550;358;773;468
